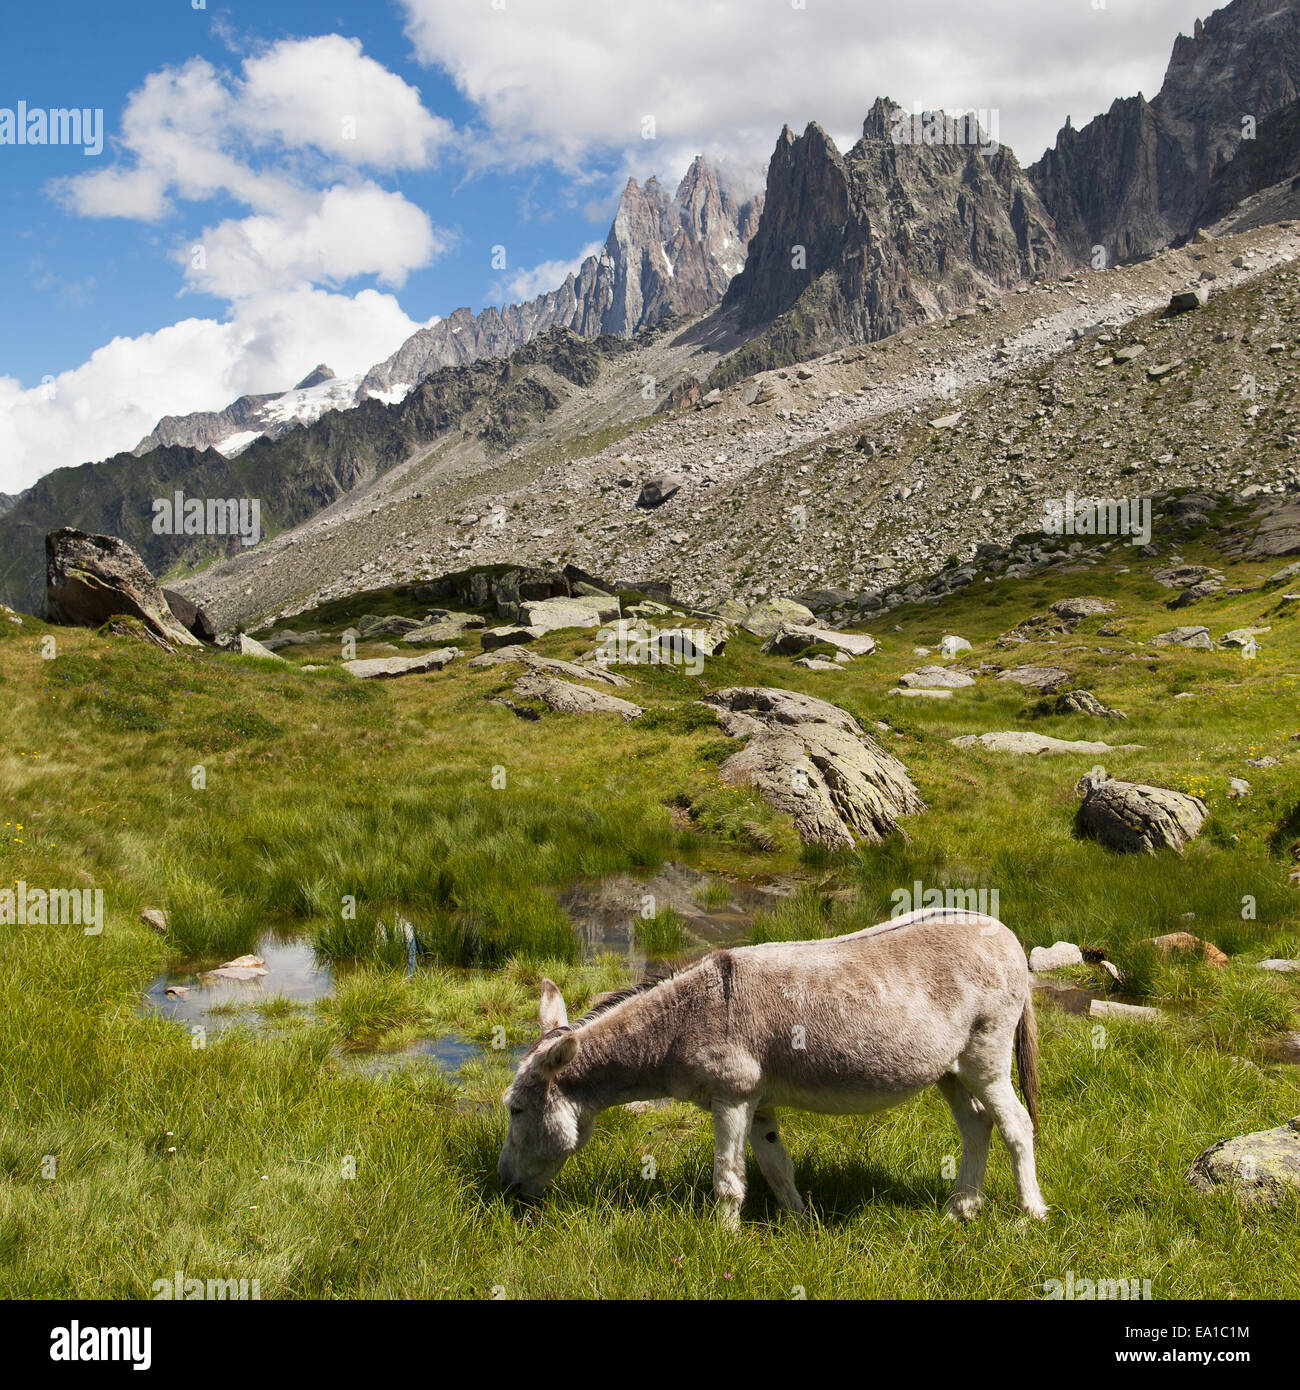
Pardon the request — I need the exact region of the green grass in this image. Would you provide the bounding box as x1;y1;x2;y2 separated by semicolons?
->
2;520;1300;1296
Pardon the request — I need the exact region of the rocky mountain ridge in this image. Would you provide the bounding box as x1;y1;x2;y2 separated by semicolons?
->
1028;0;1300;263
356;156;762;402
132;365;361;458
714;98;1065;387
175;217;1300;634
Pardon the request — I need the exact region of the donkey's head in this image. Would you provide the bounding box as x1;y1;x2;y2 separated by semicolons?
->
498;979;593;1197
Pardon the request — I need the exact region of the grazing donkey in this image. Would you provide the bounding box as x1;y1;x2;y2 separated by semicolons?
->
499;907;1046;1225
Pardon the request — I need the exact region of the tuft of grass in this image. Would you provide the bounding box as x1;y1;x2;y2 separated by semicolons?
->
635;907;687;956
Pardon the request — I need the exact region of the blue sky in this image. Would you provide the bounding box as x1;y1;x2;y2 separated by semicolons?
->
1;2;605;390
0;0;1212;491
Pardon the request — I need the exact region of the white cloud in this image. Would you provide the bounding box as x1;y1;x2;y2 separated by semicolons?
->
237;35;453;167
492;241;604;304
54;37;455;297
187;183;451;299
400;0;1212;172
2;36;460;489
0;288;426;493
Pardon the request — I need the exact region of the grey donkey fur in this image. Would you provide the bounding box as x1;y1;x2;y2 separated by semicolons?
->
498;907;1045;1225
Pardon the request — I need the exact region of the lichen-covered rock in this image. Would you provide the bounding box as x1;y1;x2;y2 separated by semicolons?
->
699;686;925;848
44;528;199;648
1187;1116;1300;1207
512;674;644;721
1075;773;1208;854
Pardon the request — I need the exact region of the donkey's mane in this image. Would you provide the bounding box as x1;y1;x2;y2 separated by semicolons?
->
526;962;692;1056
572;962;686;1029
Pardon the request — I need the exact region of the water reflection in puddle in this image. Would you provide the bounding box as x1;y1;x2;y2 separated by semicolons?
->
142;861;789;1065
558;861;795;971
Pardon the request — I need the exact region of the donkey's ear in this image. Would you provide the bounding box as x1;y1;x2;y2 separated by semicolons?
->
539;978;569;1032
539;1031;580;1075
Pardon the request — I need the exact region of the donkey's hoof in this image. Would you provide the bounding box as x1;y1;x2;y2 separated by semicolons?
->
945;1194;983;1222
716;1199;743;1232
1020;1202;1049;1223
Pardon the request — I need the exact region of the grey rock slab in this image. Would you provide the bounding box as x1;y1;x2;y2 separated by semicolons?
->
953;732;1146;756
762;623;876;658
512;673;644;721
899;665;975;689
996;665;1071;693
1151;626;1214;649
343;648;459;679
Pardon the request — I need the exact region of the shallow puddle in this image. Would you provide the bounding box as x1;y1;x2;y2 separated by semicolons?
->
142;861;791;1058
143;926;332;1032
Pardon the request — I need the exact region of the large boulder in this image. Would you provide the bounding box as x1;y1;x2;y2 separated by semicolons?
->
44;529;199;647
762;624;876;658
512;673;643;720
518;596;619;635
741;598;817;640
1074;773;1207;854
1187;1116;1300;1207
162;588;216;642
634;474;684;509
699;687;925;849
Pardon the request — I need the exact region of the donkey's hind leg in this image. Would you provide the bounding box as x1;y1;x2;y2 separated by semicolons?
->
959;1070;1047;1220
749;1109;805;1216
937;1074;994;1220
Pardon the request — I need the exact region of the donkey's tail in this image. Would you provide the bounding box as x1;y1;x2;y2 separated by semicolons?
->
1014;995;1040;1135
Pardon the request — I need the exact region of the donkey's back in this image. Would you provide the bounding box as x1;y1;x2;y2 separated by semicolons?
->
678;907;1032;1110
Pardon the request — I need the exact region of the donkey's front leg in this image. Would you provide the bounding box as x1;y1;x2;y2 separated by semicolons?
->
712;1097;757;1229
